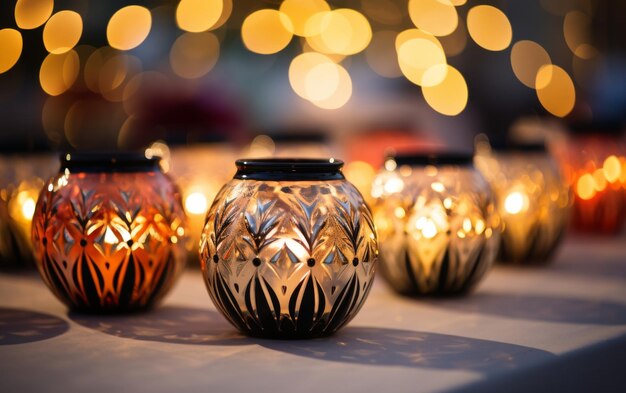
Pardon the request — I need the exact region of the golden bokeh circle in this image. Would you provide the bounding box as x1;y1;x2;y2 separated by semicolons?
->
467;5;512;51
242;9;293;55
107;6;152;51
15;0;53;30
0;29;23;74
43;10;83;54
422;65;468;116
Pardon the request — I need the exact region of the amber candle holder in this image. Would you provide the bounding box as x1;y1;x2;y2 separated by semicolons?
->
32;153;187;313
199;158;378;338
169;142;237;265
475;144;571;264
0;153;56;269
371;152;499;296
559;130;626;234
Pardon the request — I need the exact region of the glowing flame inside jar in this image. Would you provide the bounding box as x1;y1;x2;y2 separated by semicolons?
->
184;192;208;215
504;191;528;215
20;196;36;220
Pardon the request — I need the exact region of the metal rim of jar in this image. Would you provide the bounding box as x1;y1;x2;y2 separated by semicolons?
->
60;152;161;173
390;151;474;167
234;158;345;181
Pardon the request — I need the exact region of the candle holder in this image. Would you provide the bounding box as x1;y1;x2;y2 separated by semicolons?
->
32;153;187;313
557;125;626;234
475;144;571;264
371;152;499;296
199;158;378;338
169;142;237;265
1;153;56;269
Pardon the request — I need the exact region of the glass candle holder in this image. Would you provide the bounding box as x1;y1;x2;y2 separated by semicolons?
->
199;159;378;339
475;145;572;264
32;153;187;313
169;142;237;265
559;131;626;234
0;153;56;269
371;153;499;296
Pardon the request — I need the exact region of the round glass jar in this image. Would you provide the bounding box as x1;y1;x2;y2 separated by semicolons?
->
558;129;626;234
32;153;187;313
199;158;378;339
475;145;572;264
371;153;499;296
0;152;56;269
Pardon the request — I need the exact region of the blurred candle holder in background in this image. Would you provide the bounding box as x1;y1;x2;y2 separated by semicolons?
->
372;151;499;296
32;153;187;313
167;140;237;266
199;158;377;338
557;123;626;234
475;142;571;264
0;152;56;269
342;123;437;204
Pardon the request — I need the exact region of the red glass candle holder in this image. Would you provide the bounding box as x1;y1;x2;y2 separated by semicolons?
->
560;131;626;234
32;153;187;313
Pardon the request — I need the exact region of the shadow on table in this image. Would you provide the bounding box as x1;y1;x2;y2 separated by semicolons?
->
0;307;69;345
69;306;247;346
425;292;626;325
257;327;555;373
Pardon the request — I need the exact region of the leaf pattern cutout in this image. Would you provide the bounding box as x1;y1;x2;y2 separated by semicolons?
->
32;171;187;312
200;179;378;338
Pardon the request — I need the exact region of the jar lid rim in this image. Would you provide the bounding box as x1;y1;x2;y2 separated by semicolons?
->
60;152;161;173
390;151;474;166
234;158;344;180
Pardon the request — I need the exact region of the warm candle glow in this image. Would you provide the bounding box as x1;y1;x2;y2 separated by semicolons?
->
504;191;528;215
184;192;209;216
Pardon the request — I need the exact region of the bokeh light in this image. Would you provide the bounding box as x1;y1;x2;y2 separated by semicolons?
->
397;36;447;87
107;6;152;51
439;18;467;57
365;30;402;78
0;29;23;74
408;0;458;37
319;9;372;55
43;10;83;54
288;51;352;109
603;156;622;183
311;64;352;109
279;0;330;37
361;0;403;26
242;9;293;55
170;32;220;79
39;50;79;96
535;65;576;117
564;11;597;59
422;65;468;116
176;0;224;33
289;52;335;100
467;5;512;51
99;54;142;102
14;0;54;30
510;40;552;88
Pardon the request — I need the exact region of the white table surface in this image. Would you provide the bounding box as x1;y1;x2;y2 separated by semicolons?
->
1;235;626;393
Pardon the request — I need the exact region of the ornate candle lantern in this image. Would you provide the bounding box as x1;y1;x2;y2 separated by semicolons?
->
169;141;237;265
1;152;56;269
557;124;626;234
371;152;499;296
199;158;378;338
475;144;571;264
32;153;187;313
